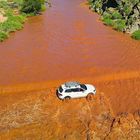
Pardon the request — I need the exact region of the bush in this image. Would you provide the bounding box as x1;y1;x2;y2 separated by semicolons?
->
103;18;114;26
0;7;26;41
0;1;9;9
113;20;126;31
103;12;112;19
0;10;26;33
0;32;8;42
21;0;42;14
0;0;46;42
41;4;46;12
112;11;122;19
88;0;140;40
13;0;23;5
132;30;140;40
1;20;23;32
123;5;132;16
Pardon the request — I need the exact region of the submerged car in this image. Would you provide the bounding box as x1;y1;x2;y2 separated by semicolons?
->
56;81;96;100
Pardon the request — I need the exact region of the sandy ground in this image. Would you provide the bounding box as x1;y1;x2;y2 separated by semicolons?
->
0;90;139;139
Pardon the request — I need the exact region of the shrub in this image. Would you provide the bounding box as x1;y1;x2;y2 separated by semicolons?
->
103;12;112;19
112;11;122;19
21;0;42;14
1;20;23;32
41;4;46;12
0;0;46;42
0;10;26;33
8;15;26;24
123;5;132;16
13;0;23;5
40;0;46;4
0;1;9;9
0;7;26;41
0;32;8;42
113;20;126;31
132;30;140;40
103;18;114;26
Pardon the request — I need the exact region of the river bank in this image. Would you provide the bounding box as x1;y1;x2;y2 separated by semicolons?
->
88;0;140;40
0;0;48;42
0;0;26;42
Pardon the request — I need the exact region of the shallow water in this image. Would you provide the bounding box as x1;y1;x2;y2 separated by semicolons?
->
0;0;140;113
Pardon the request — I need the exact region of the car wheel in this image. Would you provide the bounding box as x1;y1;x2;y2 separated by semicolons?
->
86;93;94;101
64;96;71;101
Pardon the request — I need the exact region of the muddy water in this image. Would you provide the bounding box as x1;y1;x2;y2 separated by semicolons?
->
0;0;140;114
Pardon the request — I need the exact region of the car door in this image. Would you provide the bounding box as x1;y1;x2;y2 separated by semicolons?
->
65;88;78;98
71;88;85;98
77;88;87;98
67;88;79;98
65;89;79;98
65;89;73;97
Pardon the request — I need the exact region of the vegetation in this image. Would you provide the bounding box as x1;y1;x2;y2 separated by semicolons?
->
132;30;140;40
113;20;126;32
102;11;126;32
1;11;26;32
21;0;44;14
88;0;140;40
103;17;113;26
0;32;8;42
0;0;47;42
0;1;26;42
112;11;122;20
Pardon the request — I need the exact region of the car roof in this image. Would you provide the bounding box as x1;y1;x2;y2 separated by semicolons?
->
65;81;80;87
62;81;80;89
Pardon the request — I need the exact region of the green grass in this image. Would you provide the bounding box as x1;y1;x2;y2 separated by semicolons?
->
0;1;9;9
88;0;140;40
102;10;126;32
0;0;47;42
0;32;8;42
103;18;114;26
41;4;47;12
132;30;140;40
112;11;122;19
0;4;26;42
113;20;126;32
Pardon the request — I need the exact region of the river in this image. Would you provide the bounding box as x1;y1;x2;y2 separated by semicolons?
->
0;0;140;114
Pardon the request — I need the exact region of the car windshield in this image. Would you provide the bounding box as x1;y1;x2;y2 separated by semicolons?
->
80;84;87;90
59;86;63;93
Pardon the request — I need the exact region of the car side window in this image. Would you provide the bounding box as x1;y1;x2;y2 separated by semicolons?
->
80;88;84;92
65;89;72;92
71;88;81;92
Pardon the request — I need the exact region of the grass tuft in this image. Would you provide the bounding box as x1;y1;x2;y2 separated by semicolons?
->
132;30;140;40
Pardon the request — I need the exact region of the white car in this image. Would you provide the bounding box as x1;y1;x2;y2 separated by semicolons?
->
56;82;96;100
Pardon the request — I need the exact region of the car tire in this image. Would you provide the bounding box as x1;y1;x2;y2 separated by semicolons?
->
64;96;71;101
86;93;94;101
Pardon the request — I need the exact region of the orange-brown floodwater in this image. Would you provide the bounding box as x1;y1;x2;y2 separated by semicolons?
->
0;0;140;114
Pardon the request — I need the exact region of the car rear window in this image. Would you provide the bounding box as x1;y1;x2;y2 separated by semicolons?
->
72;88;80;92
65;89;72;92
80;84;87;90
59;86;63;93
